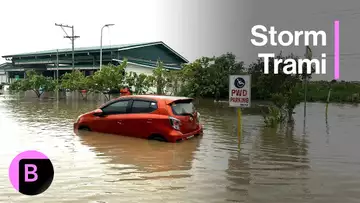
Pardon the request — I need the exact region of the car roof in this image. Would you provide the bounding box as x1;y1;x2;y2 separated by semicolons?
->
98;95;194;108
120;95;193;103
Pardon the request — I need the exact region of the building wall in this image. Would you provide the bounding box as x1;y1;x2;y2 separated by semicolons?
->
125;64;154;75
124;64;177;95
0;75;6;83
125;64;156;93
0;71;6;83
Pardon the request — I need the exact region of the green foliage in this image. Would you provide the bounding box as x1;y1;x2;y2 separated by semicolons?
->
178;53;245;99
262;105;284;128
270;93;286;109
92;61;127;100
164;70;182;95
9;80;25;92
249;52;306;123
282;83;303;123
9;70;56;98
61;70;94;100
304;80;360;103
150;61;183;95
125;71;153;94
178;57;210;97
210;53;245;100
152;61;169;95
61;70;84;91
249;53;302;101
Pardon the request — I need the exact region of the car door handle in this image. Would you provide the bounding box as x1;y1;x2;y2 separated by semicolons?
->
147;119;152;124
117;120;123;125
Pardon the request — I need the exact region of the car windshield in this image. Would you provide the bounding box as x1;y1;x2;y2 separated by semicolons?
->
171;100;195;115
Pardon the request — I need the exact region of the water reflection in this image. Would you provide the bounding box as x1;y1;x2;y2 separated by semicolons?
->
226;152;250;202
246;125;311;203
325;110;330;145
76;130;201;174
257;125;309;160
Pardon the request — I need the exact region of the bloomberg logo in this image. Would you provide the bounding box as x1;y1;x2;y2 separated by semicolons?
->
8;150;54;195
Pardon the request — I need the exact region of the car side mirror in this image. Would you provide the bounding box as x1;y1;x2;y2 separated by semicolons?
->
93;109;105;117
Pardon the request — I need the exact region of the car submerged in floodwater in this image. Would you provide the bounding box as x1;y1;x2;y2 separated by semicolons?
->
74;95;203;142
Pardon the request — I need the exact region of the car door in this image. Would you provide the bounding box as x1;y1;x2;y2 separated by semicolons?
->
126;99;159;138
100;99;131;136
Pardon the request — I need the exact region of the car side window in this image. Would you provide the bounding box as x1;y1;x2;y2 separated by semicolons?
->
131;100;158;113
102;100;129;114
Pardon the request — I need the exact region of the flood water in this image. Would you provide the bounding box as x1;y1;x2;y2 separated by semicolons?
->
1;92;360;203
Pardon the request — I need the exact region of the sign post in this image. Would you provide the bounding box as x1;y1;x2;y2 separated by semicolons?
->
229;75;251;150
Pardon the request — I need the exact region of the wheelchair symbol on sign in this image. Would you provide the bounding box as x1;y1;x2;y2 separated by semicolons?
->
234;77;245;88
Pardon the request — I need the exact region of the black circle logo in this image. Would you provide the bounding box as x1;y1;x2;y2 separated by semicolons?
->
9;150;54;196
234;77;245;88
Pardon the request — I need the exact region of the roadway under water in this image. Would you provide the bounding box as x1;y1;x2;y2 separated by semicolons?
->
1;92;360;202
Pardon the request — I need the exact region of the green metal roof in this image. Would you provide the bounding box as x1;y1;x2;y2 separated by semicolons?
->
2;41;189;63
0;63;13;70
2;42;154;57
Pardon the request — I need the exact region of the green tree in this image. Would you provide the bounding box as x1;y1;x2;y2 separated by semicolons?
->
209;53;245;100
10;70;56;98
9;80;24;92
261;105;284;128
249;53;304;124
164;70;182;95
152;61;169;95
178;53;245;100
92;61;127;101
61;70;94;100
179;57;212;98
125;71;153;94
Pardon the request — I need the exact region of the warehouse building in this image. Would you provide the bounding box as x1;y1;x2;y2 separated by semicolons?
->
0;41;188;83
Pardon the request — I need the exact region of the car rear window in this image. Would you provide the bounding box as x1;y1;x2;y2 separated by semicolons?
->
171;100;195;115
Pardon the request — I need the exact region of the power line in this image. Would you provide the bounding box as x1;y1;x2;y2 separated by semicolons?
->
55;23;80;70
311;7;360;16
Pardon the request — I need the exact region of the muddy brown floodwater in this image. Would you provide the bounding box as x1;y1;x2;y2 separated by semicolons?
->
1;93;360;203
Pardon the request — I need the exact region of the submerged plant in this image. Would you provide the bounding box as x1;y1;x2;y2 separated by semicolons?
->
264;106;282;127
261;105;285;128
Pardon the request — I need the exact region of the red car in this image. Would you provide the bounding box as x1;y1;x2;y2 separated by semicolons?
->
74;95;203;142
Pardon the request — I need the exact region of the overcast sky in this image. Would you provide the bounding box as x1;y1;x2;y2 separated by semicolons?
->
0;0;359;81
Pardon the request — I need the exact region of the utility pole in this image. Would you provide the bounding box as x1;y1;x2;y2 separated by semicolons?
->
303;46;312;134
56;49;59;101
100;24;115;70
56;49;59;82
55;23;80;70
304;46;312;119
